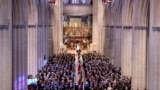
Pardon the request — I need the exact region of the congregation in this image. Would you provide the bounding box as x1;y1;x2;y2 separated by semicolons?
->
32;52;131;90
36;53;75;90
82;53;131;90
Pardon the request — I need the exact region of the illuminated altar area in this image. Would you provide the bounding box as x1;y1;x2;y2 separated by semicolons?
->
63;16;92;50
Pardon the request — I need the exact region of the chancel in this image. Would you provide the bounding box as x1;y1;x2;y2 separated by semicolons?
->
0;0;160;90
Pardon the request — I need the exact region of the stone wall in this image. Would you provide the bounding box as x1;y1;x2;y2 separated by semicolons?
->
0;0;12;90
0;0;54;89
103;0;160;89
148;0;160;89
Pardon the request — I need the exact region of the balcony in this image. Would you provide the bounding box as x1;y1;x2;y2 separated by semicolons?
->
63;4;92;16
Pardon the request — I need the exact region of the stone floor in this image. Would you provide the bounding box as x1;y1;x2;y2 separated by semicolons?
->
74;54;84;89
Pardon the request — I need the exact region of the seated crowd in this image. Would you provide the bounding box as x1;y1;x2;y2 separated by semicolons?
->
36;53;75;90
82;53;131;90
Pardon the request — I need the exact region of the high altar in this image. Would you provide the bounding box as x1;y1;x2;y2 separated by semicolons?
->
63;17;92;50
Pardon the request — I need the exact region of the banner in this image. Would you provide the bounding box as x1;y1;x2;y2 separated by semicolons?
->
49;0;56;4
102;0;107;4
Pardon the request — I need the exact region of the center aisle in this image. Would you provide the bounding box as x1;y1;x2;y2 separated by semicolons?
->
75;54;84;90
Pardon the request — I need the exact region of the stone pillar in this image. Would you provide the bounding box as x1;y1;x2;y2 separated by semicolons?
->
36;0;52;69
49;5;54;55
92;0;105;53
131;0;148;89
111;0;122;67
37;0;46;69
0;0;12;90
148;0;160;89
12;25;28;90
0;2;12;89
27;0;38;77
104;26;112;58
49;6;54;56
121;28;132;77
113;27;122;67
53;0;63;54
12;0;28;89
121;0;132;77
104;0;122;67
104;3;114;60
28;27;38;76
44;2;51;58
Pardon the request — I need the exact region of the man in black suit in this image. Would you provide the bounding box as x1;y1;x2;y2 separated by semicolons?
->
76;44;81;55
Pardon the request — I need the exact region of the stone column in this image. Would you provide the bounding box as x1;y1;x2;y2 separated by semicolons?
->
28;26;38;77
12;0;28;89
49;5;54;56
53;0;63;54
92;0;105;53
36;0;51;69
12;25;28;90
44;1;51;58
104;3;114;60
131;0;148;89
37;0;46;69
0;0;12;90
121;0;132;77
111;0;122;67
27;0;38;77
148;0;160;89
121;28;132;77
113;27;122;67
